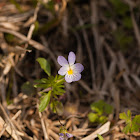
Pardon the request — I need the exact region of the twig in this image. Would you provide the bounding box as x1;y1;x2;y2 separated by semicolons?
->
24;2;40;49
110;84;120;121
81;121;110;140
75;8;96;89
78;80;94;94
130;74;140;87
117;52;135;92
39;112;49;140
130;7;140;52
0;27;48;52
101;60;116;90
0;10;34;23
40;35;60;68
90;0;102;89
0;110;22;137
0;103;22;140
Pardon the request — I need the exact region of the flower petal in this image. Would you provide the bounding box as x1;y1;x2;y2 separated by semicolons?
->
65;74;73;83
68;52;76;65
58;66;69;75
57;56;68;66
59;137;64;140
66;133;73;138
71;63;84;73
72;73;81;82
59;133;64;136
59;133;64;140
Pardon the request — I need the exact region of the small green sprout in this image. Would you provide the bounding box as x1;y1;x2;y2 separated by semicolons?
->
88;100;113;124
119;110;140;134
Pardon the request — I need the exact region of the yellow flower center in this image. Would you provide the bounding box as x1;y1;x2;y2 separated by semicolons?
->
68;69;73;75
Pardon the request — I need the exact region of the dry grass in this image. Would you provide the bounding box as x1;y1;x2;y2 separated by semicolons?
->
0;0;140;139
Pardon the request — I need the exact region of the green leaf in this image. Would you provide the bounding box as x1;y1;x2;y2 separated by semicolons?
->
55;87;65;94
58;75;64;79
131;115;140;132
55;75;65;85
90;100;105;115
97;134;104;140
88;113;98;123
50;101;64;115
119;112;127;120
104;103;113;114
123;123;131;134
127;110;131;120
98;116;107;124
21;81;35;95
34;83;50;89
119;110;131;123
134;115;140;123
39;91;51;112
120;111;140;134
37;57;51;76
131;121;139;132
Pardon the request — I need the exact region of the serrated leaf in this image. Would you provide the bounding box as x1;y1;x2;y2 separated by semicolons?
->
120;111;140;134
88;113;98;123
97;134;104;140
131;115;140;133
127;110;131;119
119;112;130;123
37;57;51;76
131;121;139;132
39;91;51;112
134;115;140;123
123;123;131;134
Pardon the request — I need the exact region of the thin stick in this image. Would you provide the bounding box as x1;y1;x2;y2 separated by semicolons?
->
39;112;49;140
81;121;110;140
75;9;96;89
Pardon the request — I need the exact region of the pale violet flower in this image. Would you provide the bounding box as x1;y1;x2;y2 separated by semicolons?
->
59;126;73;140
57;52;84;83
59;133;73;140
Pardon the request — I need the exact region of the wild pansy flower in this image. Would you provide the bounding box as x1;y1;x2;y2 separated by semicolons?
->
57;52;84;83
59;126;73;140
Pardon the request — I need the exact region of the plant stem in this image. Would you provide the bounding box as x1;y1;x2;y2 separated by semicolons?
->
53;100;64;126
